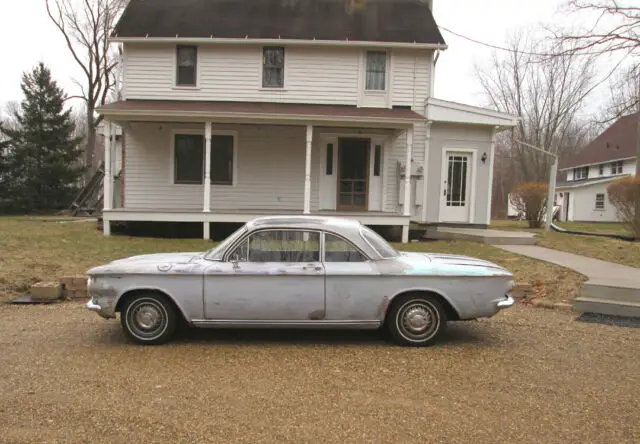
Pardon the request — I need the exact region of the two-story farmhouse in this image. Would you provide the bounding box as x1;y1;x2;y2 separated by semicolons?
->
557;112;638;222
98;0;519;242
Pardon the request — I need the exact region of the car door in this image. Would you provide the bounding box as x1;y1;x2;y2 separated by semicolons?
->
323;232;383;321
203;229;325;322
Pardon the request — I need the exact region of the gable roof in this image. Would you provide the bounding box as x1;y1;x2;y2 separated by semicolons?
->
560;112;639;170
113;0;446;45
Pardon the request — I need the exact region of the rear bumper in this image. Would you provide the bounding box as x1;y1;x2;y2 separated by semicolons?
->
497;295;515;309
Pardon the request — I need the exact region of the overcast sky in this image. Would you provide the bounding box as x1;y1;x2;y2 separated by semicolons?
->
0;0;617;116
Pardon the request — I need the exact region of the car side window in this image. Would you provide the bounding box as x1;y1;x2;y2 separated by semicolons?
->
230;230;320;263
324;233;367;263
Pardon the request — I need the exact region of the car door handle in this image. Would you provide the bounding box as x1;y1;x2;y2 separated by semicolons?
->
302;264;323;272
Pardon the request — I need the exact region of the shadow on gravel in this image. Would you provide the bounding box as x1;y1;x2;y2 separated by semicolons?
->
576;313;640;329
98;320;493;348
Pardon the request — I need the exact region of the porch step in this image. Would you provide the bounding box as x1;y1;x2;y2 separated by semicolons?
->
581;281;640;303
573;297;640;318
424;227;537;245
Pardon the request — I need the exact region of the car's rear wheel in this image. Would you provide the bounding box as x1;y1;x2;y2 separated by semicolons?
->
120;293;177;345
387;294;447;347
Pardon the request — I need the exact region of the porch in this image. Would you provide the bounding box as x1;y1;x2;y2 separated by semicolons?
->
98;100;424;242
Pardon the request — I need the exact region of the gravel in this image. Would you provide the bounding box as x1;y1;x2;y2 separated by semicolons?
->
0;302;639;443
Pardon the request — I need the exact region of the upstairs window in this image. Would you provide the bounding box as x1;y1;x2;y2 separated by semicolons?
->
263;47;285;88
611;160;623;175
176;45;198;86
574;166;589;180
595;193;605;210
599;164;604;175
365;51;387;91
174;133;235;185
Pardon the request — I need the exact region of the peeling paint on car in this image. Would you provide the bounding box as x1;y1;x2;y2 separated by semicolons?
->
86;216;515;326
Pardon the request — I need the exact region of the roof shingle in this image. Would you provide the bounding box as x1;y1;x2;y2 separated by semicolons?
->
113;0;446;45
560;113;639;169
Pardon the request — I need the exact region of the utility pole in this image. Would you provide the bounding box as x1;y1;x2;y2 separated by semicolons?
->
515;140;558;232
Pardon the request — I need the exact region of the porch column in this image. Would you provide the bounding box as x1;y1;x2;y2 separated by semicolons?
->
103;121;112;236
401;126;413;243
485;126;499;226
304;125;313;214
203;122;212;213
203;122;212;240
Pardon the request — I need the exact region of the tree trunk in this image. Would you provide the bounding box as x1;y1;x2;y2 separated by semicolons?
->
84;105;96;184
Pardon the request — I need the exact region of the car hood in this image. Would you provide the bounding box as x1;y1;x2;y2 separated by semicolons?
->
88;252;203;275
384;251;512;277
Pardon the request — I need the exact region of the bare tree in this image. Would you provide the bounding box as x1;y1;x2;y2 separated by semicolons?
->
476;32;598;188
558;1;640;227
45;0;126;182
601;63;640;124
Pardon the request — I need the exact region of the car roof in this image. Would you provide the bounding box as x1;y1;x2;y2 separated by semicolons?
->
245;215;363;231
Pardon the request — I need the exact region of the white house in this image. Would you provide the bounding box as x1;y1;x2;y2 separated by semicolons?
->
97;0;519;242
557;112;638;222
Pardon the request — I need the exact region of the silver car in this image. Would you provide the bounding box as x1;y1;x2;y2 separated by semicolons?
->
86;216;515;346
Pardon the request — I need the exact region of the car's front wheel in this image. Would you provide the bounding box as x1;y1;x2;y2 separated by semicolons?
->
120;293;177;345
387;294;447;347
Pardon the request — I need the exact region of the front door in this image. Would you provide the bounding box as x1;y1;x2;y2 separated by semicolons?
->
337;138;370;211
440;152;472;222
203;229;325;321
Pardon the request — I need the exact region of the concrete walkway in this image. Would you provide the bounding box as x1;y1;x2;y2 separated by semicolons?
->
498;245;640;317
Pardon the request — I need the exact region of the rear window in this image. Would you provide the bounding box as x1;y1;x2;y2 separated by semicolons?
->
360;226;398;259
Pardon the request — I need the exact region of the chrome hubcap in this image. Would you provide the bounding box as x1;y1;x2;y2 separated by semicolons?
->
404;306;432;333
397;301;439;341
135;304;162;330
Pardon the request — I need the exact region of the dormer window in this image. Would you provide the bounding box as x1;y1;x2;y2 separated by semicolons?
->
599;164;604;175
611;160;623;175
365;51;387;91
176;45;197;86
263;47;285;88
574;166;589;180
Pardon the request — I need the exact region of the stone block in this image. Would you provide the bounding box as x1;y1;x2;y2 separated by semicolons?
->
531;299;556;309
511;283;534;300
30;282;63;300
60;275;88;291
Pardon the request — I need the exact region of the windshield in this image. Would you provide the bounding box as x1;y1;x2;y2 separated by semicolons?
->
359;225;398;259
203;225;248;261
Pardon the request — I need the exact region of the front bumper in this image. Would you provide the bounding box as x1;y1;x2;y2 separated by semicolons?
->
85;298;116;319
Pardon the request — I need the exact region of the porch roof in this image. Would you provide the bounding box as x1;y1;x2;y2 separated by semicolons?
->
97;100;424;128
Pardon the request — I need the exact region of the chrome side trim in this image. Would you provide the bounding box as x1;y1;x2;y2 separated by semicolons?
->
191;319;381;329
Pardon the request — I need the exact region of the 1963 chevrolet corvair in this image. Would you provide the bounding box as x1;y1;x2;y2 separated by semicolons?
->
86;216;515;346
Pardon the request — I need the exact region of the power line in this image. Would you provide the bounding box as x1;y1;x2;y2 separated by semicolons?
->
438;25;606;57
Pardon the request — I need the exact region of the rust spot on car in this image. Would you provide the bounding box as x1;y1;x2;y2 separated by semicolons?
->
308;310;326;320
377;295;391;318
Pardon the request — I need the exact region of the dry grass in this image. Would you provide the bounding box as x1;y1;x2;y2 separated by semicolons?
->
492;220;640;268
0;216;584;303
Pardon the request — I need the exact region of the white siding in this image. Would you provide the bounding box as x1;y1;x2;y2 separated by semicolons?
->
567;183;620;222
566;158;636;181
123;43;432;110
124;123;323;211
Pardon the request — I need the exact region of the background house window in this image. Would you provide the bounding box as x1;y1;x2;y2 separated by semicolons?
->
595;193;605;210
174;134;204;184
174;133;235;185
263;47;285;87
574;166;589;180
176;45;197;86
365;51;387;90
611;160;623;174
599;164;604;175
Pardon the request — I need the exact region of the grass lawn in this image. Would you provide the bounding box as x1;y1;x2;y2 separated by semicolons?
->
492;220;640;268
0;216;584;304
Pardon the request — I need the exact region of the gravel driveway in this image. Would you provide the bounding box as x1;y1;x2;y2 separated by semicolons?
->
1;302;638;443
